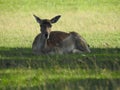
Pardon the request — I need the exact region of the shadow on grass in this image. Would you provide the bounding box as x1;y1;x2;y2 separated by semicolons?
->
1;79;120;90
0;47;120;70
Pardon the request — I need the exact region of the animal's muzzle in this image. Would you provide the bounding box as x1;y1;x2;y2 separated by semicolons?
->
45;33;49;39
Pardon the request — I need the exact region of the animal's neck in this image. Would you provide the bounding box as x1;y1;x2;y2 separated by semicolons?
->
40;34;48;49
44;39;48;49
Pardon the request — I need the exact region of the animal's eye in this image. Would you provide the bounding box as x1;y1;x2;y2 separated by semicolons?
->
45;23;51;27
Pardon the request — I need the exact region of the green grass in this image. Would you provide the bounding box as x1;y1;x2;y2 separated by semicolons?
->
0;0;119;13
0;69;120;87
0;0;120;89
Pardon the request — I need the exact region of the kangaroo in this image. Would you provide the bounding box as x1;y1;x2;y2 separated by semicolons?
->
32;15;91;55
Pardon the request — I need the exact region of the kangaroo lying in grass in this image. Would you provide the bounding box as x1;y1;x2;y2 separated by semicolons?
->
32;15;91;55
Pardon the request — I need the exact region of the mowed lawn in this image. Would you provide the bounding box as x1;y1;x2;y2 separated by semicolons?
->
0;0;120;90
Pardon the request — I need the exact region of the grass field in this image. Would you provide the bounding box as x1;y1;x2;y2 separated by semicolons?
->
0;0;120;90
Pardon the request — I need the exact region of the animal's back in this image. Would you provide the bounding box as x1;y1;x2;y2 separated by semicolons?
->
47;31;70;48
33;31;80;48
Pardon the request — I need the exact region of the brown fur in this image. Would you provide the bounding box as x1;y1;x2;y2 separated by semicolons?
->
47;31;70;48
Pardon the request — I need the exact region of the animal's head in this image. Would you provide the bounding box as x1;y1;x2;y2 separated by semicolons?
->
33;15;61;39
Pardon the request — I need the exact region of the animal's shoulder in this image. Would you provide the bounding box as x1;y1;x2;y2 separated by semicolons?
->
47;31;70;47
32;33;41;45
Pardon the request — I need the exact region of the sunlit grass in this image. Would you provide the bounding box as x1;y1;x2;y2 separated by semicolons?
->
0;11;120;48
0;0;119;13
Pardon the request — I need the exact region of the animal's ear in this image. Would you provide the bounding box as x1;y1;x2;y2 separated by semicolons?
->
33;14;42;24
50;15;61;23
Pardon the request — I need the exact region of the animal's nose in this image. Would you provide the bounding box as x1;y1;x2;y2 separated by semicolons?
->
45;33;49;39
45;33;48;38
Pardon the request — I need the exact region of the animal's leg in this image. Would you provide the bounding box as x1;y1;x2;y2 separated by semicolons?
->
70;32;90;53
48;47;63;55
72;49;83;53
